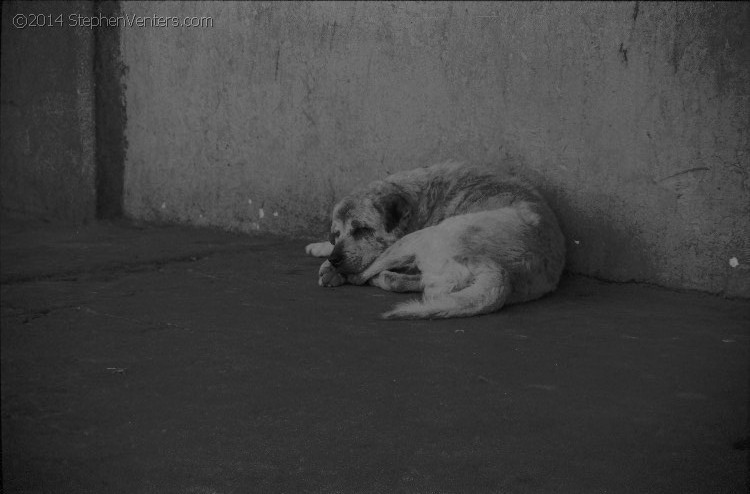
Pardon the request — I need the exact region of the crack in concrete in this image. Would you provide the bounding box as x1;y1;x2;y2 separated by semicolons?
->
0;252;212;285
1;303;81;324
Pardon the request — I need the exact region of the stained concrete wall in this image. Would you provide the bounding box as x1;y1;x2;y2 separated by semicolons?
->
120;1;749;297
1;1;97;223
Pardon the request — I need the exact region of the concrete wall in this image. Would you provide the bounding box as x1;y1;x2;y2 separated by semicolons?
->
118;1;748;297
1;1;97;223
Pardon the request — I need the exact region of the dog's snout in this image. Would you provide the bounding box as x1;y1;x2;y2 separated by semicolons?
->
328;252;343;267
327;241;346;267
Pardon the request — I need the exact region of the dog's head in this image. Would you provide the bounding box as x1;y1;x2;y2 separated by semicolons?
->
326;189;412;274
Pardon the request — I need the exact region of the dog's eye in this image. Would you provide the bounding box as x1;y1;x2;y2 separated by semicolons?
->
351;226;373;238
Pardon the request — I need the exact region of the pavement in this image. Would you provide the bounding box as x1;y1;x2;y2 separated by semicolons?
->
1;217;748;494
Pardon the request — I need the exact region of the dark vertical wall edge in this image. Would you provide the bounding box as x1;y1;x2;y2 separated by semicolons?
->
94;0;127;219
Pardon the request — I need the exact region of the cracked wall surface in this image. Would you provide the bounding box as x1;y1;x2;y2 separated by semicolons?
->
120;1;750;296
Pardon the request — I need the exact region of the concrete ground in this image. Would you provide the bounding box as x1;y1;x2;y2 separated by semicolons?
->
1;217;748;494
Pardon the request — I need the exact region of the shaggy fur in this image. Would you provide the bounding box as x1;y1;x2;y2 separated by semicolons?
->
305;161;566;319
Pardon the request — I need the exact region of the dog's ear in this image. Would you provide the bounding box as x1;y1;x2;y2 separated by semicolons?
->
377;194;412;233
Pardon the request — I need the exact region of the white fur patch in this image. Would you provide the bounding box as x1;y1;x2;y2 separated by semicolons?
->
305;242;333;257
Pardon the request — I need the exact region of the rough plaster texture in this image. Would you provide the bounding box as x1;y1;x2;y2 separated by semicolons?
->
1;1;96;223
120;1;750;296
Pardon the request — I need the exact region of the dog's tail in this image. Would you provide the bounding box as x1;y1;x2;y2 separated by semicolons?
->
382;268;508;319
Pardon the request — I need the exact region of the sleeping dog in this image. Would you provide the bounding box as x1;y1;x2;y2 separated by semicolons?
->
305;161;565;319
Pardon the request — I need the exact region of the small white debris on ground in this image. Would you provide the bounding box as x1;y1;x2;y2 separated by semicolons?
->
729;257;739;268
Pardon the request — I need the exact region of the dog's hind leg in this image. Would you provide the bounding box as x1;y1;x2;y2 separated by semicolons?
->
369;271;422;292
383;262;510;319
305;242;334;257
346;234;421;286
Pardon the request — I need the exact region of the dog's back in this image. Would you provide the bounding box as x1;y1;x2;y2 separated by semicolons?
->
380;162;544;231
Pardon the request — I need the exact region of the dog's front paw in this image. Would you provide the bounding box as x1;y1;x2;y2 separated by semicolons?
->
305;242;334;258
318;260;346;287
346;273;368;286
